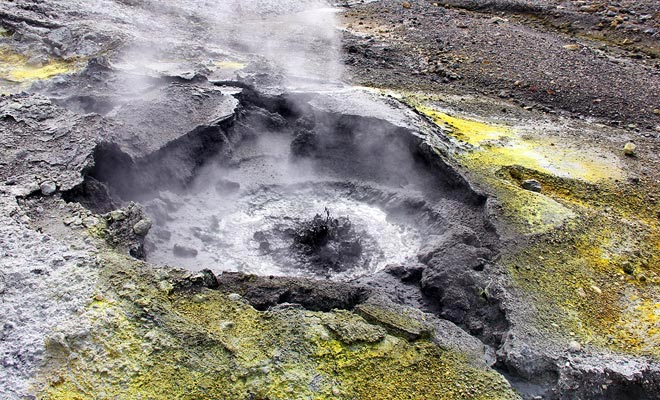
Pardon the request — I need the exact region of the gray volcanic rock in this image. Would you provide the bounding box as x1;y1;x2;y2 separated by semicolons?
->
104;83;240;159
0;194;98;399
0;95;106;195
1;0;658;399
103;202;151;259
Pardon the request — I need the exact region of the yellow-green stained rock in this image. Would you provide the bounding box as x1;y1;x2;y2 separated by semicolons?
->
355;302;433;341
415;104;624;184
411;96;660;359
36;253;519;400
322;310;387;344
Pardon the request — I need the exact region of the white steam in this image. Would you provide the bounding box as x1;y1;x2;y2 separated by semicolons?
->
213;1;344;85
84;0;344;87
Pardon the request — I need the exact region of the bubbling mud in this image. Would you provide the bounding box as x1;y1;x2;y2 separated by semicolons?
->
145;181;422;280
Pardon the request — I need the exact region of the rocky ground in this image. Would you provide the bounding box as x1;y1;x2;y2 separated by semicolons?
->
1;1;659;399
341;0;660;126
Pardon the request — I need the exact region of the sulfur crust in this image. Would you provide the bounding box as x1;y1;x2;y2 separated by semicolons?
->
415;100;660;358
0;47;79;83
38;252;519;400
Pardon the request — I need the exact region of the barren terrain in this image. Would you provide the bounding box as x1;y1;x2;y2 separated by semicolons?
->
1;1;659;399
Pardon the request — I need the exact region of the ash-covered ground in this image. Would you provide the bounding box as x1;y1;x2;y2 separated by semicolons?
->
1;1;659;399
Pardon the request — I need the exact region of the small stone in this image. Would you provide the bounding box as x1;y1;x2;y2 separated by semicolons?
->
158;280;173;293
568;340;582;353
40;181;57;196
133;218;152;236
259;366;271;374
402;2;411;8
190;269;219;289
622;261;635;275
83;216;99;228
109;210;126;221
590;285;602;295
563;44;580;51
521;179;542;192
623;142;636;156
653;109;660;115
219;321;235;330
193;294;209;303
45;332;70;354
173;244;198;258
228;293;242;302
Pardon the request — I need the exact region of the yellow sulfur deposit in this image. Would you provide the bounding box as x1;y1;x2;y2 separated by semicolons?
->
417;106;622;183
414;100;660;358
38;252;520;400
420;108;511;145
214;60;247;70
0;46;79;87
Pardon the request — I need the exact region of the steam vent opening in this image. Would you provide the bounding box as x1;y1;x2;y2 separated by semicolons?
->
79;92;493;281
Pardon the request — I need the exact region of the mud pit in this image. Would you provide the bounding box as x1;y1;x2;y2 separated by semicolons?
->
44;83;659;400
65;87;508;349
73;91;492;278
138;115;443;279
60;83;660;399
146;181;425;279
